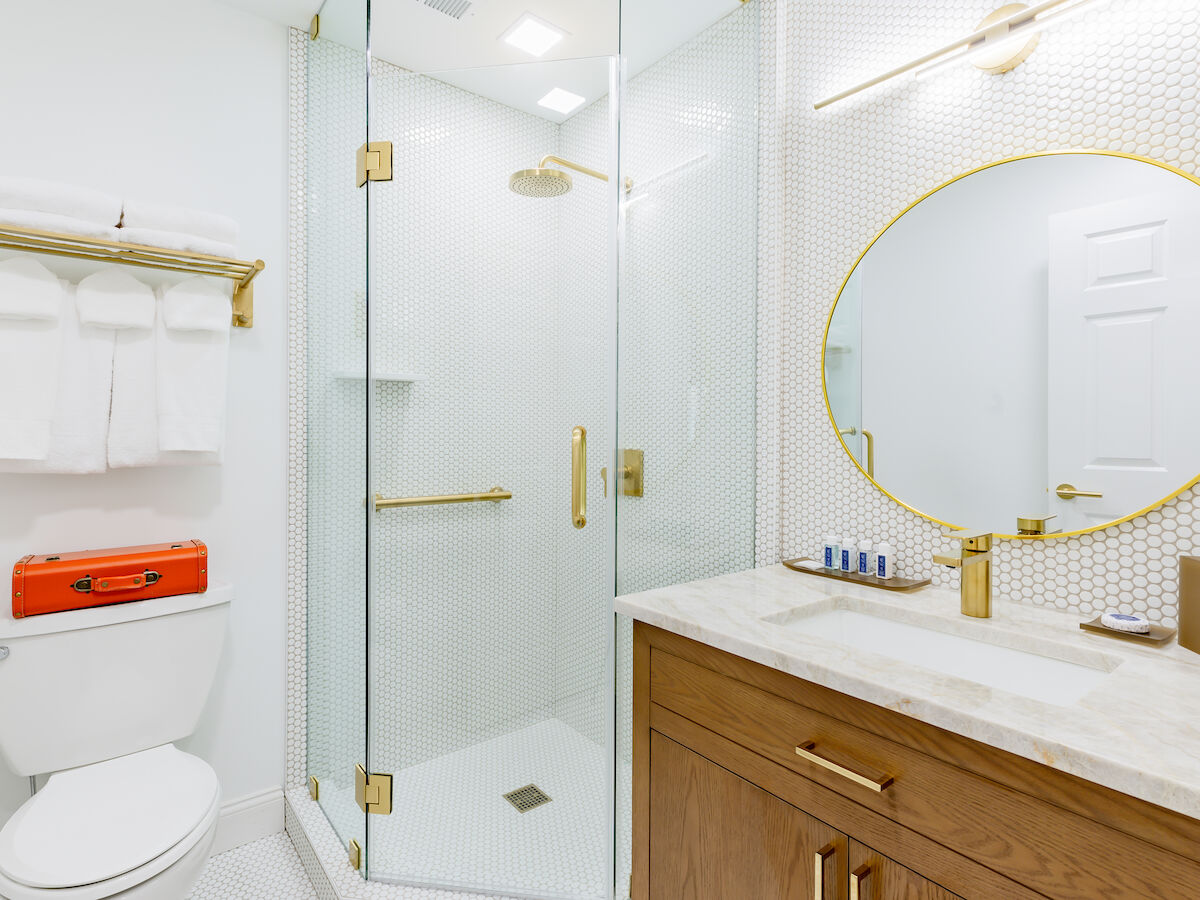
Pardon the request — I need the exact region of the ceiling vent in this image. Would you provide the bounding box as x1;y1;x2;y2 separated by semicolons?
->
421;0;473;20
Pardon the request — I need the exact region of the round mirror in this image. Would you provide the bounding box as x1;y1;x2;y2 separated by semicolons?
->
824;152;1200;539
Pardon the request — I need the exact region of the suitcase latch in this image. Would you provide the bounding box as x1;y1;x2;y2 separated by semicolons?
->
72;571;161;593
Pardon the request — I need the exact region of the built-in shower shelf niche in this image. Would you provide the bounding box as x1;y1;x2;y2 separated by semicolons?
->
332;370;427;383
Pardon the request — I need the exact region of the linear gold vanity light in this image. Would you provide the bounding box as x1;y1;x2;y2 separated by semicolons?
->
814;0;1108;110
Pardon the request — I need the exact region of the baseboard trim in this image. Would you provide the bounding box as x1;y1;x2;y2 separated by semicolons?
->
212;786;285;855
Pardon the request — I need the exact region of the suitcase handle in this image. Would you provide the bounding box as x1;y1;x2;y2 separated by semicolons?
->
72;571;161;593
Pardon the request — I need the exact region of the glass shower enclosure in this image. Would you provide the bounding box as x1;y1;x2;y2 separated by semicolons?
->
303;0;760;896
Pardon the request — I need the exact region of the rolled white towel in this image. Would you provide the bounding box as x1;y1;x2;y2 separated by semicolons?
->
0;208;120;241
0;256;64;320
76;268;156;330
157;278;231;454
0;176;122;227
0;282;114;474
117;226;236;259
0;258;63;459
121;199;239;246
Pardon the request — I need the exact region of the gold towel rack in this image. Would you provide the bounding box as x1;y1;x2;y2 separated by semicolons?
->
0;223;265;328
372;487;512;511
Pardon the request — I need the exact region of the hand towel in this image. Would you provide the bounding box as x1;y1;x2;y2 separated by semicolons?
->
120;199;239;246
0;283;113;474
157;278;231;453
76;268;156;330
116;227;236;259
0;208;120;241
0;176;122;227
0;258;64;459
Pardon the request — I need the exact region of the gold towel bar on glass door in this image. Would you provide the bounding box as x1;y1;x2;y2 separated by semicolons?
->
372;487;512;511
0;223;266;328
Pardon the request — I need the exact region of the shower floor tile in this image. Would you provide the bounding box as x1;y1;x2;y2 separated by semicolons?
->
326;719;609;899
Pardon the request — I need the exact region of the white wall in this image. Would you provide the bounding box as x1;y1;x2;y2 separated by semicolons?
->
0;0;288;830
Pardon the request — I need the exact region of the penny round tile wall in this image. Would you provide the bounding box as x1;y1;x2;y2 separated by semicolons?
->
781;0;1200;627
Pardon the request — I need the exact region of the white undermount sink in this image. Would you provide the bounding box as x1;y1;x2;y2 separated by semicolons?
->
762;598;1121;706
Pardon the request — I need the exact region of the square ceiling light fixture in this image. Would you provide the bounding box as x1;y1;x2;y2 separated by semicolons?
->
537;87;585;115
501;12;566;58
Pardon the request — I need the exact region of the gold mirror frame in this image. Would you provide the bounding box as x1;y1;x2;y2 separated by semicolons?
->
821;149;1200;540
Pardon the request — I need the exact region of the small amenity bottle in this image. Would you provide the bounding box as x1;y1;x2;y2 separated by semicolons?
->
841;535;856;573
857;539;874;576
876;542;896;580
823;536;841;570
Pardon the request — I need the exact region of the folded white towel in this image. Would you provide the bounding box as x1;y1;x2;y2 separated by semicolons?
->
157;279;230;453
0;176;122;227
117;226;236;259
0;283;113;474
0;260;64;459
108;295;221;468
76;268;156;330
121;199;239;246
0;256;64;321
0;208;120;241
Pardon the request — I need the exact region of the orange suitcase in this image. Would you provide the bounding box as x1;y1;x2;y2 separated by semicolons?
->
11;540;208;618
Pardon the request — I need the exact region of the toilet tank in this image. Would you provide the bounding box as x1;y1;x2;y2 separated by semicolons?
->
0;583;231;776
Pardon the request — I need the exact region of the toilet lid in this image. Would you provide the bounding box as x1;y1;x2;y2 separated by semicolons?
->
0;744;219;889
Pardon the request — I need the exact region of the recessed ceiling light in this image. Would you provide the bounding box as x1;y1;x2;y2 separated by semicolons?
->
501;12;566;58
537;87;585;115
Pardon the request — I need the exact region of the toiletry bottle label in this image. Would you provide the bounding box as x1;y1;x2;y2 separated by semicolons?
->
858;551;869;574
877;555;886;578
841;548;851;571
824;546;834;568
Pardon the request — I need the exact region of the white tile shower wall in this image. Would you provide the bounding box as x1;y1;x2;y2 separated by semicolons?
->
613;2;762;597
0;0;288;827
781;0;1200;626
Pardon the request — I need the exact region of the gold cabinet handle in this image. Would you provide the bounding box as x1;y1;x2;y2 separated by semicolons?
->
1055;482;1103;500
572;426;587;529
795;741;894;793
814;843;836;899
850;863;871;900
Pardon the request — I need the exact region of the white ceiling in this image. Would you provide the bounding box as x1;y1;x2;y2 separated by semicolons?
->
215;0;744;121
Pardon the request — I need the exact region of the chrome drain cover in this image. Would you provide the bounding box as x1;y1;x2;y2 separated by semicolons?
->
503;784;552;813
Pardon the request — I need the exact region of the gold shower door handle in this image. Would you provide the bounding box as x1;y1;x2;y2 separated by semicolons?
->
862;429;875;478
572;426;587;529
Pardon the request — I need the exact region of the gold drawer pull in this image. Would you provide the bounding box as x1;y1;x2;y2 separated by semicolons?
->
850;863;871;900
795;741;894;793
814;843;836;899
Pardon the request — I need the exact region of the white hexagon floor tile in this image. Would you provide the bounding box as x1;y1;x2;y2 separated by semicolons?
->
188;832;317;900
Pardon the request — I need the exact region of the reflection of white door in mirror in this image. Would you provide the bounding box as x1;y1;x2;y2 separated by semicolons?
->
1048;192;1200;533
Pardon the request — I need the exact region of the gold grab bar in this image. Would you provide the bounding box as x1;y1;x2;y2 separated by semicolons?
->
795;741;894;793
862;429;875;478
572;426;587;529
372;487;511;511
1055;482;1103;500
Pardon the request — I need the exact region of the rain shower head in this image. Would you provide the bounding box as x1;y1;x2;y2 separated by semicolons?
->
509;155;610;198
510;167;573;198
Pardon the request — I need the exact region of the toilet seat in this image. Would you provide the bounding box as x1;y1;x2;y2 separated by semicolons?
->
0;745;219;898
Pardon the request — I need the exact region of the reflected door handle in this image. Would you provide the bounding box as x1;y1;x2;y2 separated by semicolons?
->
862;429;875;479
572;426;587;529
1056;483;1103;500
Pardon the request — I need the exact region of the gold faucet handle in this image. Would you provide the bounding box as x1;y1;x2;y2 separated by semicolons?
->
942;529;993;552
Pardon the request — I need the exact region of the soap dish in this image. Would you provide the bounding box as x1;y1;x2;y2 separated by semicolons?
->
1079;616;1176;645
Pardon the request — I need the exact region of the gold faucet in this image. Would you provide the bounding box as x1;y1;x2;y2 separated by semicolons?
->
933;530;993;618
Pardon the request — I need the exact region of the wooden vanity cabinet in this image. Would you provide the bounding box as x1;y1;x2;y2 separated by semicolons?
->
632;622;1200;900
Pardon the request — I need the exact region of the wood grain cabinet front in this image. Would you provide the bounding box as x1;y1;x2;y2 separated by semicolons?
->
632;621;1200;900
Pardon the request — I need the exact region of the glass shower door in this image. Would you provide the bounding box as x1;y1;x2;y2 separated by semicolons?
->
363;56;619;897
304;0;368;862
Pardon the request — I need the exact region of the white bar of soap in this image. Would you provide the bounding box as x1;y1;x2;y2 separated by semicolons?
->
1101;611;1151;634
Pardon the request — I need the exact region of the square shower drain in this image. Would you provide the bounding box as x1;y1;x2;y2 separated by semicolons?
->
503;784;552;813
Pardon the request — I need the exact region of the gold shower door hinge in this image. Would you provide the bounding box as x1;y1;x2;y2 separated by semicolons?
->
348;839;362;870
356;141;393;188
354;763;393;815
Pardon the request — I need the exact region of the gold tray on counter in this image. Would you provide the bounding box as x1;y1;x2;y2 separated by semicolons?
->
1079;616;1176;645
782;557;931;593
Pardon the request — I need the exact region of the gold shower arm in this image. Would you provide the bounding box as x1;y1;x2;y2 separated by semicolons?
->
539;155;609;183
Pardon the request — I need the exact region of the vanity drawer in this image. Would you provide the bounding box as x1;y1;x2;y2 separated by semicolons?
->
649;645;1200;900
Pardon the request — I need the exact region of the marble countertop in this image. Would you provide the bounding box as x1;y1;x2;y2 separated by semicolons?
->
616;564;1200;820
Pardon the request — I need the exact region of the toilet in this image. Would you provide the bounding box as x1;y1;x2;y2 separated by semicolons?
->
0;585;232;899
